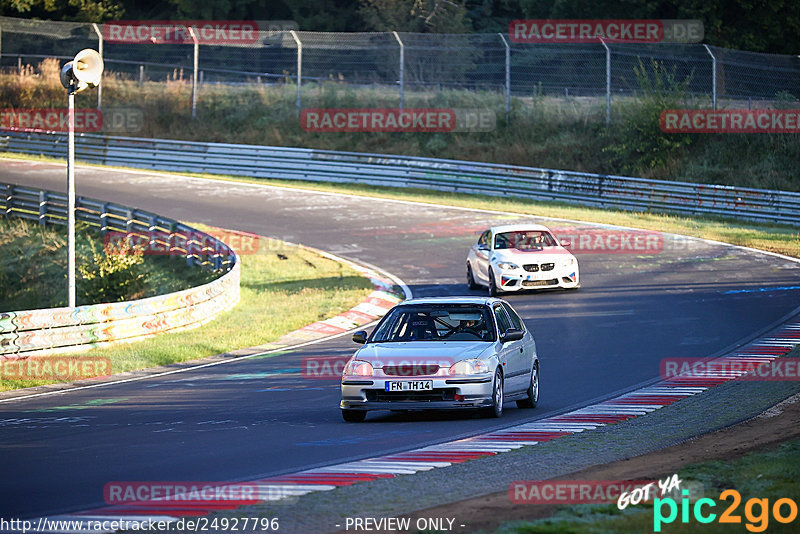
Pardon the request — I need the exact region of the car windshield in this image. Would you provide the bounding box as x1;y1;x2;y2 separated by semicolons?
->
371;304;495;342
494;230;557;250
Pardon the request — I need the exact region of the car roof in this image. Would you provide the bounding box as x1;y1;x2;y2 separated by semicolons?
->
489;223;552;234
399;296;503;306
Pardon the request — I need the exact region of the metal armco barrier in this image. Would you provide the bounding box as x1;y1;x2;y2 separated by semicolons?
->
0;182;240;358
3;131;800;226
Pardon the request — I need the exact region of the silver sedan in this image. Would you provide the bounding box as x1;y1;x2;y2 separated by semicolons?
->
340;296;539;422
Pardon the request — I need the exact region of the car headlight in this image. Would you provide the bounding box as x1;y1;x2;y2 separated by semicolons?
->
497;262;519;270
343;359;374;377
449;359;490;375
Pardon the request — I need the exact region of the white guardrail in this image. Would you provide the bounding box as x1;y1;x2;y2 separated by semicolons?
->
4;131;800;226
1;182;240;358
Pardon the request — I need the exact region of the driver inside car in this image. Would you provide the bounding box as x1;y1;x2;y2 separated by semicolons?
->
452;318;486;339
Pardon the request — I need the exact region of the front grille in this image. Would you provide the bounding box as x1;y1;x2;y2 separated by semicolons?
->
523;264;539;272
541;263;555;271
383;364;440;376
522;278;559;287
367;388;457;402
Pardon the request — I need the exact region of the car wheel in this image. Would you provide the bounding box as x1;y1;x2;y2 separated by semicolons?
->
467;263;479;289
516;363;539;409
341;409;366;422
488;271;500;297
483;369;504;418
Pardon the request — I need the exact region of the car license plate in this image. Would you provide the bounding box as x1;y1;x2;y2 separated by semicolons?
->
385;381;433;392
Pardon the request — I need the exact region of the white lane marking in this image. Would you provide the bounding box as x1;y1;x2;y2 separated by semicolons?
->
310;466;421;475
338;460;439;470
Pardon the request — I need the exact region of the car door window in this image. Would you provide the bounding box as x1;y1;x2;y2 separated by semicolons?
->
478;231;490;249
502;302;524;331
494;305;512;334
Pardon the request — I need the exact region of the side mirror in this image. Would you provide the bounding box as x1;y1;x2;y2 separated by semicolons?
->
500;328;524;343
560;239;571;248
478;244;489;251
352;330;368;344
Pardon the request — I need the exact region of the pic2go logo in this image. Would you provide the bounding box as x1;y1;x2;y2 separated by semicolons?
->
652;489;798;532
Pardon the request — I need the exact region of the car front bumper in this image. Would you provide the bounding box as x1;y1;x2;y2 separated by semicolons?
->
340;375;494;411
496;266;579;291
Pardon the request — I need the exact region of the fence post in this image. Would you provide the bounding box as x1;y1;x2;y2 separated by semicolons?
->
39;190;48;226
188;27;199;119
600;38;610;126
498;33;511;122
67;90;76;308
4;184;12;218
290;30;302;115
126;209;134;235
393;31;405;109
100;203;109;234
703;44;717;110
91;23;103;110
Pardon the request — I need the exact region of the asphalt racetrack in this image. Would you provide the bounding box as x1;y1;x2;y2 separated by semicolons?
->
1;159;799;520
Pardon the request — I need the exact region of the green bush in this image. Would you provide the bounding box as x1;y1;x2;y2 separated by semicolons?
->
0;218;215;311
604;59;695;175
77;237;149;304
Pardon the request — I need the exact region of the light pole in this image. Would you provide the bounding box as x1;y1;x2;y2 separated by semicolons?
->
59;49;104;308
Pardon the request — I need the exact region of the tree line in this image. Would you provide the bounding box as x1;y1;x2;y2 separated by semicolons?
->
1;0;798;54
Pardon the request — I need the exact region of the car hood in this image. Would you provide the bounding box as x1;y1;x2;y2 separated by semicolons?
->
355;341;493;366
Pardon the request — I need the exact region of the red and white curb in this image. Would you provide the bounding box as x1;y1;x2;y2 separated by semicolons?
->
27;319;800;532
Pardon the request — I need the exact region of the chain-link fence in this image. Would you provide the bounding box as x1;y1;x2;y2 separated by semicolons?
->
1;15;799;119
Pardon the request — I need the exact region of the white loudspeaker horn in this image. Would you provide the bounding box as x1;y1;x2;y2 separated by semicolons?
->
73;49;104;86
60;49;104;93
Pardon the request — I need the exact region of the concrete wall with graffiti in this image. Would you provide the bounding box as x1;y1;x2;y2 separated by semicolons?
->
0;183;240;359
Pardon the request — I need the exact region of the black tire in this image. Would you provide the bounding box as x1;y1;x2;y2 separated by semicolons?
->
341;409;366;422
483;369;504;418
488;271;500;297
467;263;479;290
516;363;539;409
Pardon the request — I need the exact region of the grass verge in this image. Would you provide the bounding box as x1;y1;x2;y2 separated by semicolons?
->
0;226;373;391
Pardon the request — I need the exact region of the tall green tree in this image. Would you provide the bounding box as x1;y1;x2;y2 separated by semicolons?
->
516;0;800;54
1;0;124;21
360;0;472;32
